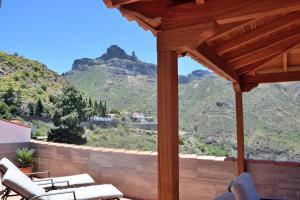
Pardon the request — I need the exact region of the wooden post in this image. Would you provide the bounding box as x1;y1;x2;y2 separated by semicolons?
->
157;50;179;200
235;90;245;175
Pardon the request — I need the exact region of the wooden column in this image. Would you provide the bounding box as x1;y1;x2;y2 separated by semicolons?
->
235;90;245;175
157;50;179;200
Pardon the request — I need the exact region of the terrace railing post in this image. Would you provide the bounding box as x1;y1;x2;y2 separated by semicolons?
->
157;47;179;200
235;90;245;175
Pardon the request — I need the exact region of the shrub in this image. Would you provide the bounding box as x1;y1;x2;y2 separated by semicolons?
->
16;147;35;168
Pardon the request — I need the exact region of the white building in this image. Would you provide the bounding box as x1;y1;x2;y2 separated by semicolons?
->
0;119;31;144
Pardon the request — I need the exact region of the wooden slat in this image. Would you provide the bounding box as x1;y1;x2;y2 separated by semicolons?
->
206;19;255;44
215;12;300;55
229;30;300;69
157;50;179;200
283;53;288;73
194;43;240;82
242;71;300;84
234;89;245;175
162;0;300;31
223;25;300;61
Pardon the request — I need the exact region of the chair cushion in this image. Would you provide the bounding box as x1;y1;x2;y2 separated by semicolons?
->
231;173;260;200
0;157;18;173
2;168;45;199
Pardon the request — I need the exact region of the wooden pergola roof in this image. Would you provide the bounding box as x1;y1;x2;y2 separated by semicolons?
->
103;0;300;92
102;1;300;200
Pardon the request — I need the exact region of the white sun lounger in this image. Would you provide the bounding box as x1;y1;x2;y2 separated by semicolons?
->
3;168;123;200
0;157;95;188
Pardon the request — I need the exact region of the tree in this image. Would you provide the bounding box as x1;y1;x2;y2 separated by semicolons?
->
0;101;12;120
2;87;16;106
48;85;88;145
28;103;35;116
35;98;44;116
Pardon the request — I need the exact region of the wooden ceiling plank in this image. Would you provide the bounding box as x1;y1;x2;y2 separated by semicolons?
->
242;71;300;84
194;43;240;83
283;53;288;73
224;25;300;61
206;19;255;44
216;0;300;24
215;12;300;55
231;33;300;71
162;0;300;31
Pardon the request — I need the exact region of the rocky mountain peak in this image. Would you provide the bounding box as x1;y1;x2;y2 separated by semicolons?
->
98;45;137;61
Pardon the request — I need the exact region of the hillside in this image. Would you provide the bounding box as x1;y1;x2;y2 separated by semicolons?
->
0;51;67;112
66;45;300;161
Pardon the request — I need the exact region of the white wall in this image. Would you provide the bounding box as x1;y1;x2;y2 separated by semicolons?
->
0;120;31;143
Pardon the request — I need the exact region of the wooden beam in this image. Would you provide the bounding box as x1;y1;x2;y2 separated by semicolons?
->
157;22;217;52
242;71;300;84
162;0;300;30
234;33;300;75
196;0;205;5
193;43;240;82
215;12;300;55
157;50;179;200
283;53;288;73
110;0;154;7
206;19;255;44
234;88;245;175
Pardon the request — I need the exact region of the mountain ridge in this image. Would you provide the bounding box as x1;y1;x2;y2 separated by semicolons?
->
65;45;300;161
69;45;211;83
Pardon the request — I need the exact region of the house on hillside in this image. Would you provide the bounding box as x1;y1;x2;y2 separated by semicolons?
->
0;119;31;143
131;113;145;122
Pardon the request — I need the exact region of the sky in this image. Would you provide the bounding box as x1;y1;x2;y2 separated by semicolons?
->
0;0;205;75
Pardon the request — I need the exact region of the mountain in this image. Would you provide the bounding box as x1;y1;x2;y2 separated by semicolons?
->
0;51;67;114
65;45;300;161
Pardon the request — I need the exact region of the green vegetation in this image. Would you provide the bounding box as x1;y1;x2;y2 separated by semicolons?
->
1;50;300;162
16;147;35;168
86;124;157;151
48;85;89;144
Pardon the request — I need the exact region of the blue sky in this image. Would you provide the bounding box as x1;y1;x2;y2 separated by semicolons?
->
0;0;205;75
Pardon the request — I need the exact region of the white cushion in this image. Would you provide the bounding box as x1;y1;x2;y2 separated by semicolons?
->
231;173;260;200
0;157;18;173
2;168;45;199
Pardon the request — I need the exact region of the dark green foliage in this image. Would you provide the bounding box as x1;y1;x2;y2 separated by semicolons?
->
28;102;35;116
16;147;35;168
48;85;88;144
35;98;44;116
2;87;17;106
48;127;87;145
0;100;12;120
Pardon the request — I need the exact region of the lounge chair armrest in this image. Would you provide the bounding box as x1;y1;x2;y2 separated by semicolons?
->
32;178;54;183
26;171;50;178
29;190;76;200
33;178;70;189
